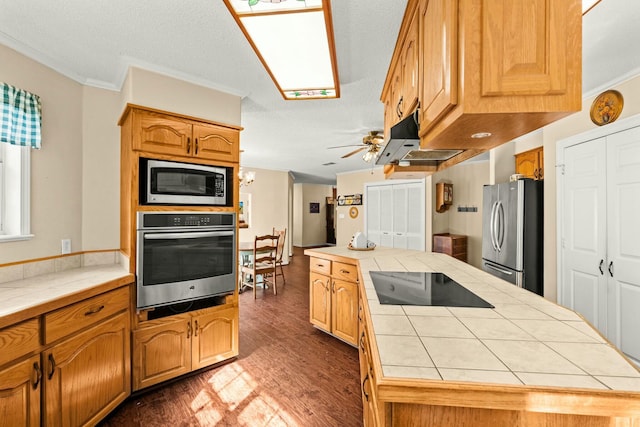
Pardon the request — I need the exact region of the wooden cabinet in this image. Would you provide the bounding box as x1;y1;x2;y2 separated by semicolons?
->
435;182;453;213
0;284;132;427
515;146;544;180
132;108;239;163
358;317;381;427
382;5;420;133
382;0;581;173
309;257;359;346
133;304;239;391
44;312;130;426
0;319;41;427
433;233;467;262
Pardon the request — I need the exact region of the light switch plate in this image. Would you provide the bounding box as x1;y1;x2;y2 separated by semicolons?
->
61;239;71;254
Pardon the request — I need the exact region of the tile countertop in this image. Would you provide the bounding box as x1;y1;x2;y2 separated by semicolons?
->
304;246;640;393
0;264;133;328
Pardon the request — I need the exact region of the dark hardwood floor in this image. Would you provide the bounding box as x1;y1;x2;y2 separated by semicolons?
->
100;246;363;427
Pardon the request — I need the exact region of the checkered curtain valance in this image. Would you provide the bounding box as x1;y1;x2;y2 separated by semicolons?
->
1;82;42;149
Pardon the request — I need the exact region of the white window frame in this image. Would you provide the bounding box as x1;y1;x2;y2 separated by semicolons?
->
0;143;33;242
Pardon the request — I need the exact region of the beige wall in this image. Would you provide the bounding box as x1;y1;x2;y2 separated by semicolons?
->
1;44;84;263
336;169;385;246
431;162;489;268
0;46;242;265
292;183;333;247
238;167;290;263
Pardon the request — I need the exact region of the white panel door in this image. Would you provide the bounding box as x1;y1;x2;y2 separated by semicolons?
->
406;183;426;250
366;186;381;246
561;138;607;333
606;127;640;363
379;186;394;247
393;185;408;248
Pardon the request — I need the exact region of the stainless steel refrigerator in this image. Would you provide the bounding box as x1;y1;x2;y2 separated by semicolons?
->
482;179;543;295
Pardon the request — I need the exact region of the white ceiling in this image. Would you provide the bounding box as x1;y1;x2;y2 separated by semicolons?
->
1;0;639;184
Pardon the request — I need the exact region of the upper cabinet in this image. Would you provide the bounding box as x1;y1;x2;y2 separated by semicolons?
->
132;108;239;163
515;146;544;180
381;0;581;175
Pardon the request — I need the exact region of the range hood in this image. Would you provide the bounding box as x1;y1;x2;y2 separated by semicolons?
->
375;114;462;166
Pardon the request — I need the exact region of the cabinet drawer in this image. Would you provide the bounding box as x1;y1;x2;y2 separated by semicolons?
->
44;286;129;344
333;262;358;283
310;257;331;275
0;318;40;367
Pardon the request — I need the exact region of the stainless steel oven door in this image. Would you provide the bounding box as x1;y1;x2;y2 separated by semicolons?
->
136;228;236;309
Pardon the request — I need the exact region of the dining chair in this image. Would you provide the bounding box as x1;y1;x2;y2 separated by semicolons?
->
272;227;287;284
240;234;279;298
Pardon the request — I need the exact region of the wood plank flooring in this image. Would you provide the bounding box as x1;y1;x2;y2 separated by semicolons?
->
99;246;363;427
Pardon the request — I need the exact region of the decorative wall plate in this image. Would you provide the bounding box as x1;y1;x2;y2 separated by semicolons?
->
590;90;623;126
349;206;359;219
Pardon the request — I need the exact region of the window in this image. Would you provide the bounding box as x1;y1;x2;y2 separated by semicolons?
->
0;142;31;241
0;82;40;242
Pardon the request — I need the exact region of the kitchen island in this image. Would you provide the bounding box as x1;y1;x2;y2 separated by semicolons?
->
304;246;640;426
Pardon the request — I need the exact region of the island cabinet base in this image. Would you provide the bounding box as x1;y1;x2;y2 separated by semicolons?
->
387;403;640;427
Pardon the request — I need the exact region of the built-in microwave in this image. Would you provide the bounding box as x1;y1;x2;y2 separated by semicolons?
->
140;158;232;206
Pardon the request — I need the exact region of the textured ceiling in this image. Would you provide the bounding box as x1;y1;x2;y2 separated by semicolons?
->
1;0;639;184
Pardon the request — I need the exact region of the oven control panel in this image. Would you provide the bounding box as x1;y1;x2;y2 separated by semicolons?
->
138;212;235;229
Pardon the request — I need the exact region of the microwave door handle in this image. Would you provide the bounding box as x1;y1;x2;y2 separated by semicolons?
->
144;231;235;240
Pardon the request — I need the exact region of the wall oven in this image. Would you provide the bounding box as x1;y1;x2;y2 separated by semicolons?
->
136;211;236;309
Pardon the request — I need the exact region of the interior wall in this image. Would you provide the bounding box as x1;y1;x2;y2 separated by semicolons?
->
238;167;290;263
293;184;303;247
542;73;640;302
0;44;84;264
431;161;489;268
121;67;241;127
336;168;385;246
490;141;516;184
81;86;121;251
294;183;333;247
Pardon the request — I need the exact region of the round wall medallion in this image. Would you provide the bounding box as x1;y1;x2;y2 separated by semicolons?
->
349;206;359;219
590;90;624;126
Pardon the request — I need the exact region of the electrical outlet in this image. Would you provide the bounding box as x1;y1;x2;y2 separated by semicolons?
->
61;239;71;254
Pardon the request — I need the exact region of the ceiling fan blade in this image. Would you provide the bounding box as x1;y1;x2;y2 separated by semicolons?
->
342;147;367;158
327;144;366;149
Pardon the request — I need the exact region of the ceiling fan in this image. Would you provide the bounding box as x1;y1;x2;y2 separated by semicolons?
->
328;130;385;162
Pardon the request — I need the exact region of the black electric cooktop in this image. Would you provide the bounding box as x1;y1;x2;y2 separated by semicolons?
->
369;271;494;308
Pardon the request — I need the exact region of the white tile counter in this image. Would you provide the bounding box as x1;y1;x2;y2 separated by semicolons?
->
304;246;640;393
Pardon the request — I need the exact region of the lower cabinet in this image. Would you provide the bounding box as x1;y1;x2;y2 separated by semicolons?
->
309;257;359;346
0;355;41;426
133;305;238;391
44;312;130;426
358;322;380;427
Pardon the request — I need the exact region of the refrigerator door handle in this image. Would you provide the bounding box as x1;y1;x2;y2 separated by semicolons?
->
490;201;499;251
496;201;505;252
484;262;513;276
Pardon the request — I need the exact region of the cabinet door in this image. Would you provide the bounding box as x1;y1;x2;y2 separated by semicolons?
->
192;307;239;370
0;355;41;427
309;272;331;332
401;9;419;116
406;182;426;251
132;110;192;157
515;148;542;179
389;65;404;123
419;0;458;132
44;312;130;427
132;315;191;391
366;186;382;246
380;186;394;247
193;122;239;163
331;279;358;345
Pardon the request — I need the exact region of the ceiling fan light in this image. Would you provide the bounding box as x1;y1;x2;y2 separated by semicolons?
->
362;150;377;163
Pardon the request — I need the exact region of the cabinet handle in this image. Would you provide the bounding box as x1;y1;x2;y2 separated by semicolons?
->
396;96;404;119
195;138;199;155
187;137;191;154
194;320;199;337
599;259;604;275
32;362;42;390
187;321;191;339
360;331;366;351
332;281;336;294
534;168;539;179
362;374;370;402
340;269;350;274
47;354;56;380
84;305;105;316
539;167;543;179
608;261;614;277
